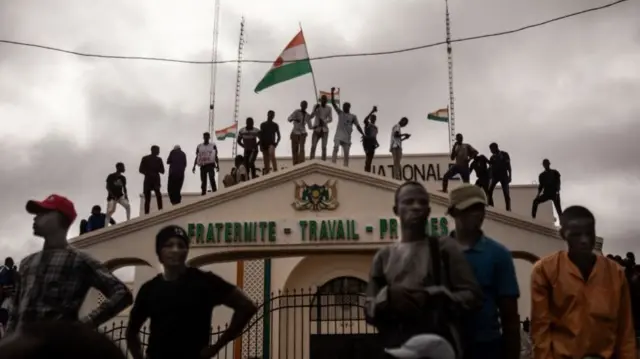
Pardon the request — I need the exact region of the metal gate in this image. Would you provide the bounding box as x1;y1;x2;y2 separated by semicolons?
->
101;284;381;359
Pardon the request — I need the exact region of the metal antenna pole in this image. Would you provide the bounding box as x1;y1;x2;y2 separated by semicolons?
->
445;0;456;149
207;0;221;134
231;17;246;157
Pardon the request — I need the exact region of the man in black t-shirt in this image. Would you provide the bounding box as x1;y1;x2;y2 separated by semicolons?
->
469;154;490;196
238;117;261;179
139;146;165;214
487;142;512;211
105;162;131;226
532;158;562;219
126;225;257;359
259;110;281;175
166;145;187;205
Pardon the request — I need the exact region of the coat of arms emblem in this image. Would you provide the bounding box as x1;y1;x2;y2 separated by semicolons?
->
291;180;339;211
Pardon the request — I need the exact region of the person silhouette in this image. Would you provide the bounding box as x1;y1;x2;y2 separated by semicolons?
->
362;108;379;172
390;117;411;180
330;87;364;167
105;162;130;225
259;110;281;174
309;95;333;161
237;117;260;179
166;145;187;205
288;101;311;165
441;134;477;192
139;146;165;214
192;132;219;195
487;142;512;211
532;159;562;219
469;154;490;195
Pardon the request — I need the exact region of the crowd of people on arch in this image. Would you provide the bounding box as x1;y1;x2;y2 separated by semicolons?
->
0;182;637;359
74;87;564;235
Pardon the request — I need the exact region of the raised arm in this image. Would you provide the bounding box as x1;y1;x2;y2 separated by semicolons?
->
330;88;341;113
125;283;151;359
202;273;258;357
81;254;133;327
530;262;551;359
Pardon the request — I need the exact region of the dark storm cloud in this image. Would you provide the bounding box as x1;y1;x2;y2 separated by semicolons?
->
0;0;639;263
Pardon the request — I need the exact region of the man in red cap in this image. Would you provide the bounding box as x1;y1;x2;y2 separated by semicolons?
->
5;194;133;334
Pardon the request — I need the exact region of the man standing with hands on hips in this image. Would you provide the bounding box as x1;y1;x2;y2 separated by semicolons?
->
193;132;219;195
126;225;257;359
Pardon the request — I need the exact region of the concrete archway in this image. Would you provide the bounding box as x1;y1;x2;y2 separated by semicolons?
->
511;250;540;264
103;257;153;272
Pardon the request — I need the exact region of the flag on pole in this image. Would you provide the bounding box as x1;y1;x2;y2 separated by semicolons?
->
318;89;340;106
254;31;313;93
215;123;237;141
427;108;449;123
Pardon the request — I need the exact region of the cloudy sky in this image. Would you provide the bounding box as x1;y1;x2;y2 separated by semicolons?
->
1;0;638;272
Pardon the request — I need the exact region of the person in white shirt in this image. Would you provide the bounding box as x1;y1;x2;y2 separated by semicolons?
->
288;101;312;165
390;117;411;180
309;95;333;161
330;87;364;167
192;132;219;195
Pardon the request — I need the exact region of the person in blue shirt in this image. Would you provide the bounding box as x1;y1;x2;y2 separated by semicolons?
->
447;184;520;359
84;205;116;233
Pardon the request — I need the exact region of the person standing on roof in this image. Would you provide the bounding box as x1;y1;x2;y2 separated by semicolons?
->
105;162;130;225
139;146;165;214
330;87;365;167
167;145;187;205
193;132;219;195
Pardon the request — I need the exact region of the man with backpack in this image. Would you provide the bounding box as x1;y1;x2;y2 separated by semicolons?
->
365;181;483;358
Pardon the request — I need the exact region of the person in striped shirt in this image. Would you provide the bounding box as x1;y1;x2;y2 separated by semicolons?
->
237;117;261;179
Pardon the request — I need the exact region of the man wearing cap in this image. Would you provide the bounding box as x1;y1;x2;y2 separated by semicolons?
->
447;185;521;359
386;334;457;359
126;225;258;359
6;195;133;334
366;181;482;358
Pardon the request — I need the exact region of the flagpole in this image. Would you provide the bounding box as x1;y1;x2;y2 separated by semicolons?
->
298;22;320;104
446;105;452;149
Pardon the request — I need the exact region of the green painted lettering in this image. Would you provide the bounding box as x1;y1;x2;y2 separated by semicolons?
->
351;220;360;240
224;222;233;243
259;222;268;242
268;221;276;242
440;217;449;236
206;223;216;243
299;221;308;241
309;220;318;240
320;221;329;240
389;219;399;240
429;218;439;237
379;219;388;240
336;220;345;240
244;222;256;242
187;223;195;239
233;223;242;242
196;223;205;244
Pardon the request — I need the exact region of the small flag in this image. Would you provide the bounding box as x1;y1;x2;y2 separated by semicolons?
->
215;123;237;141
254;31;313;93
319;89;340;106
427;108;449;123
